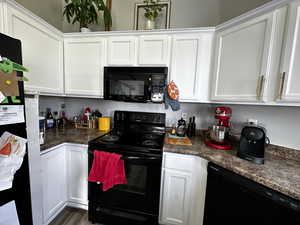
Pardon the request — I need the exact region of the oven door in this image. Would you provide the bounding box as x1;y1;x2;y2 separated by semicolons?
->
104;70;151;103
88;150;162;216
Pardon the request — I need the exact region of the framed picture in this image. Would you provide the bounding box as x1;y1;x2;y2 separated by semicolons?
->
134;1;171;30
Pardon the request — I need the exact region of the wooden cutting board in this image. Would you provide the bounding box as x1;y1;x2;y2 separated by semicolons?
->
165;134;192;146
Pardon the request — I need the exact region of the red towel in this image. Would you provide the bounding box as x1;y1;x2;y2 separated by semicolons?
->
88;151;126;191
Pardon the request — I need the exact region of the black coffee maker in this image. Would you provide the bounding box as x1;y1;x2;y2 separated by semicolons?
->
237;125;269;164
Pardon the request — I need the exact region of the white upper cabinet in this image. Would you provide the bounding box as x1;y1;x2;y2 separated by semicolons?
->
138;35;170;65
211;9;286;102
0;2;4;33
107;36;136;65
278;0;300;102
170;32;214;102
5;3;64;94
64;37;105;97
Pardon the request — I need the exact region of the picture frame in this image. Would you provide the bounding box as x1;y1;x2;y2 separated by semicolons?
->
134;1;171;30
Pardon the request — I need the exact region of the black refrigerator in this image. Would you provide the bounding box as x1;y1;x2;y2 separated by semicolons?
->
0;33;33;225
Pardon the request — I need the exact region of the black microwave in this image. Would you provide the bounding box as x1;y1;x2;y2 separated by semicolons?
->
104;67;168;103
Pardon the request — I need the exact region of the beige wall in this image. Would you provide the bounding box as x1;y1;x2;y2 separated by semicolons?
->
15;0;63;30
14;0;272;32
218;0;272;23
62;0;271;32
63;0;221;32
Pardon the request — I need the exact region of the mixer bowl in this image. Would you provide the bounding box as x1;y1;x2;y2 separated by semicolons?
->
210;125;227;143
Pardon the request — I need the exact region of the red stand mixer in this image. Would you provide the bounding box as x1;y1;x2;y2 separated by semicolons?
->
205;107;232;150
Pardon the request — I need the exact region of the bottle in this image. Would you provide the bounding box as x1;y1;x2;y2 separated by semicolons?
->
191;116;196;137
59;111;68;128
171;123;176;135
53;111;59;128
46;108;54;129
187;117;192;137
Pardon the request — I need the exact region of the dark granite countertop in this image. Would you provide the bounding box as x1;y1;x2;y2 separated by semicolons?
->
40;127;108;151
41;127;300;202
164;135;300;201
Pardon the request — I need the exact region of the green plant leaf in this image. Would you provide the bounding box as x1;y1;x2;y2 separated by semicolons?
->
63;0;112;28
20;76;29;82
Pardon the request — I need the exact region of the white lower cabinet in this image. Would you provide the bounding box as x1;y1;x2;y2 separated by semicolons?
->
41;146;67;225
160;153;208;225
41;144;88;224
66;144;88;209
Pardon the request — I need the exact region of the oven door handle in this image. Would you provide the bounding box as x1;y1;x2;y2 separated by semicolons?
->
121;156;162;161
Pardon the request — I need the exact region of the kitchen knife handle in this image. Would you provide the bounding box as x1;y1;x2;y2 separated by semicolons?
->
277;72;286;100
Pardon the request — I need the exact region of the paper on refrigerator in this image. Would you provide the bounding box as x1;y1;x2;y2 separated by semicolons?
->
0;105;25;125
0;132;27;191
0;201;20;225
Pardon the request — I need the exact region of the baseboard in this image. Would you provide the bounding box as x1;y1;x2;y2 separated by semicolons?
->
44;202;68;225
67;201;88;210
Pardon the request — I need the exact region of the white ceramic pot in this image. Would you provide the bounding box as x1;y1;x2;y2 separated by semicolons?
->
80;27;91;33
145;19;155;30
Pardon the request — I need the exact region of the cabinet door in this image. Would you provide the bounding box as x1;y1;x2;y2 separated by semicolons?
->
6;5;64;94
279;0;300;102
138;35;170;65
0;2;4;33
64;37;105;97
107;36;136;65
160;168;192;225
66;145;88;207
211;12;277;102
41;148;67;224
170;33;213;102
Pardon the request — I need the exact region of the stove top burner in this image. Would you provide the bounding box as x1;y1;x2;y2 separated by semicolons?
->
141;140;160;147
100;134;120;142
142;133;160;140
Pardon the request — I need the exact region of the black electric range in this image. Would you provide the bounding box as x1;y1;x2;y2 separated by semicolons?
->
88;111;166;225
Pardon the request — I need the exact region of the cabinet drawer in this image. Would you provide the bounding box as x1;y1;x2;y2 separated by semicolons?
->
163;153;194;172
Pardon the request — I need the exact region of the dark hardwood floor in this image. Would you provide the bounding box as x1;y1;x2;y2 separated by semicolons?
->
49;207;102;225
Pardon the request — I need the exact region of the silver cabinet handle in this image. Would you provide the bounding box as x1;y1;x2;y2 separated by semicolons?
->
256;75;265;101
277;72;286;100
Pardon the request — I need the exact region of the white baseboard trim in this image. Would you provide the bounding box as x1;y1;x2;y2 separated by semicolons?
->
44;202;68;225
67;201;88;210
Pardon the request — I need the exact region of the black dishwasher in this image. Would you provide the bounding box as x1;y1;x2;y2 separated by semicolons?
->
204;163;300;225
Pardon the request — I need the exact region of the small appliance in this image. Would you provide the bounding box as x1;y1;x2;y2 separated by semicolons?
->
237;125;269;164
104;67;167;103
205;107;232;150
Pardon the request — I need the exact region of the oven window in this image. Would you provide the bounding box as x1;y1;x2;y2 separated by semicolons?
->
110;80;145;96
116;164;147;195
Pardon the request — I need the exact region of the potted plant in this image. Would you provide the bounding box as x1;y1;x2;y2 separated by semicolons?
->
63;0;112;32
143;0;163;30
